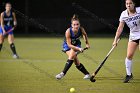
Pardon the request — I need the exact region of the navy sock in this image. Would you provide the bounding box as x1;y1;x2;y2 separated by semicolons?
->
62;59;74;75
0;43;2;52
76;63;89;75
10;43;17;55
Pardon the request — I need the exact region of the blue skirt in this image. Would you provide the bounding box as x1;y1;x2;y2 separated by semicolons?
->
0;26;13;35
62;41;81;52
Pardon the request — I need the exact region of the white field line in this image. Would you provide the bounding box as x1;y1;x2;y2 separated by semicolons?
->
0;59;64;62
0;59;139;62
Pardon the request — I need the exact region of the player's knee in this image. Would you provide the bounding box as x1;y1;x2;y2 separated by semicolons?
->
0;37;3;43
127;52;134;60
126;55;133;60
8;39;14;44
74;61;80;65
0;40;3;43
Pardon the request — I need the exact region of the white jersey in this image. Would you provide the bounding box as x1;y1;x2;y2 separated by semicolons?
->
119;7;140;40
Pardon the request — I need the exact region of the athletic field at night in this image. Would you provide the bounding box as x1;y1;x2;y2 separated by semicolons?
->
0;37;139;93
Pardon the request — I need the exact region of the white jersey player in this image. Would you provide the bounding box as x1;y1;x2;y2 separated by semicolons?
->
112;0;140;83
120;7;140;41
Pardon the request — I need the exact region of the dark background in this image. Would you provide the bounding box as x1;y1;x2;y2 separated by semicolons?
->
0;0;140;36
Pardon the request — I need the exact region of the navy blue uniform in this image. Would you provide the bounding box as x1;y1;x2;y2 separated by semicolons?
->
63;27;82;52
0;11;14;35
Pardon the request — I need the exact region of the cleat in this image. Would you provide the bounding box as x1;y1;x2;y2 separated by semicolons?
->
123;73;133;83
55;72;64;80
13;54;19;59
83;74;90;79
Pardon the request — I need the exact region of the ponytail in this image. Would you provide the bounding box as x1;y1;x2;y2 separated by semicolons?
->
71;14;80;23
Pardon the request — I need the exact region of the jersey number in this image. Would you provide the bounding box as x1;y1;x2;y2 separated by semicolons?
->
7;21;10;26
133;21;137;27
72;40;76;45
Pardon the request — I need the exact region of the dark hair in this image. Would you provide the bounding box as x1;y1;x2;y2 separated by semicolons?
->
5;2;12;7
134;0;140;7
71;14;80;23
125;0;140;7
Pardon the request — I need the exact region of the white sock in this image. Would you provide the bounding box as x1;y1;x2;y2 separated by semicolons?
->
125;58;132;76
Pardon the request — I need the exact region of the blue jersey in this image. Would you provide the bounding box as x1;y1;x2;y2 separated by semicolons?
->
3;11;14;27
65;27;82;46
0;11;14;35
62;27;82;52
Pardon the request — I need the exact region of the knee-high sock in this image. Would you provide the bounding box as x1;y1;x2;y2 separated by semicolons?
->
125;58;132;76
0;43;2;52
76;63;89;75
62;59;73;75
10;43;17;55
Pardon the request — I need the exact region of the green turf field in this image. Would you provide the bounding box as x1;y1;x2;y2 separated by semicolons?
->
0;37;139;93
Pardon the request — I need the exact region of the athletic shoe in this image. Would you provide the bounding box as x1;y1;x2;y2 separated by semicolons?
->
123;73;133;83
56;72;64;80
13;54;19;59
83;74;90;79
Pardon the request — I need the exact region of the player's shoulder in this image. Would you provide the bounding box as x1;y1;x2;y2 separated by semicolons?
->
79;26;85;31
66;28;70;32
136;7;140;13
65;28;71;34
12;11;16;15
1;12;4;16
79;27;86;33
80;26;84;29
65;28;71;37
120;9;128;17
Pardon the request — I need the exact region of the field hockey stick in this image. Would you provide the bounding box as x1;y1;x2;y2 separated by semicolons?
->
62;47;88;54
90;38;121;82
3;27;15;36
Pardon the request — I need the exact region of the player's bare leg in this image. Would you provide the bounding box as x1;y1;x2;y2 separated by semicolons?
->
74;57;90;79
124;41;138;83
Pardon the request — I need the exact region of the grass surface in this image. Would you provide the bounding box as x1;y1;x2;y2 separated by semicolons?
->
0;37;139;93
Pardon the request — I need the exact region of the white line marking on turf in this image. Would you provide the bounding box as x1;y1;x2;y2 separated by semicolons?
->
0;59;64;62
0;59;139;62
